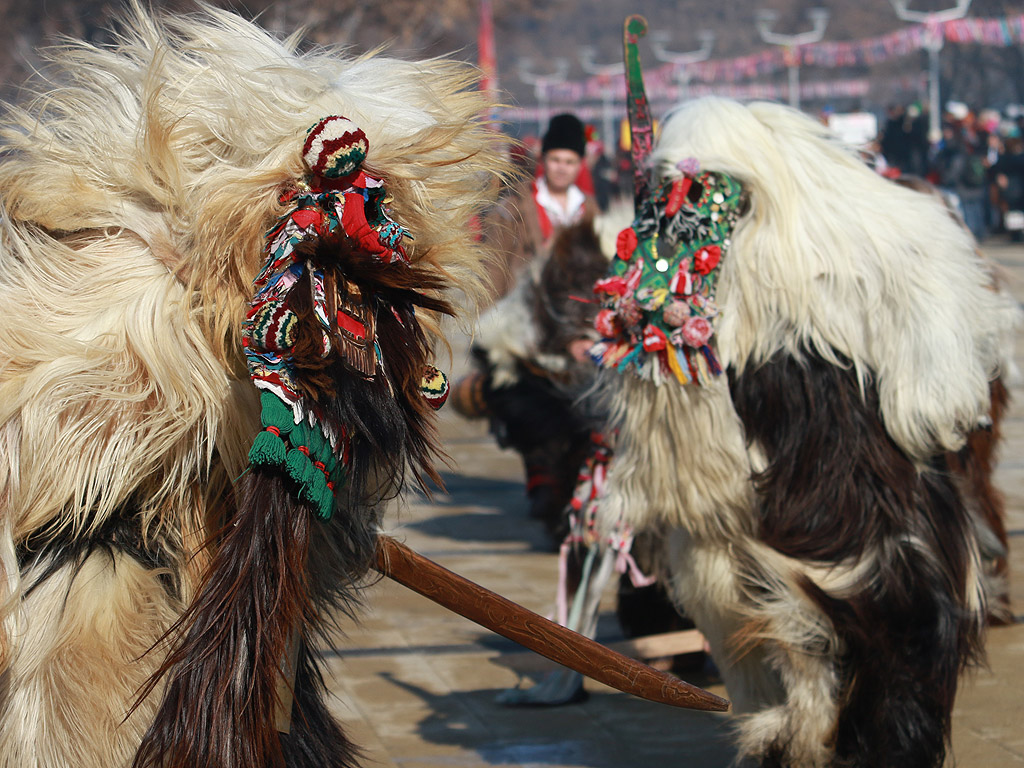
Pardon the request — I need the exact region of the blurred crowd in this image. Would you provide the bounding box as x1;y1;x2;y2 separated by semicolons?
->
877;102;1024;243
498;102;1024;252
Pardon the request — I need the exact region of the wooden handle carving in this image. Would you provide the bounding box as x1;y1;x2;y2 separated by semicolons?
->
374;535;729;712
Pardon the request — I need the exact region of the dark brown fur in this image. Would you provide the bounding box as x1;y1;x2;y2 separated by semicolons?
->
532;218;608;364
134;230;456;767
947;378;1012;623
466;219;610;543
729;347;984;768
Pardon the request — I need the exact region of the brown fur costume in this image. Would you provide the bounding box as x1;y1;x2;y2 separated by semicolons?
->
457;219;611;542
0;6;506;767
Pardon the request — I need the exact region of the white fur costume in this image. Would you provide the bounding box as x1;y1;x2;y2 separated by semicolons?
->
595;97;1020;767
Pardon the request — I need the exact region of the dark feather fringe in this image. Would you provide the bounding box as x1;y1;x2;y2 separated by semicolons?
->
280;642;363;768
132;471;317;768
290;231;454;493
729;347;985;768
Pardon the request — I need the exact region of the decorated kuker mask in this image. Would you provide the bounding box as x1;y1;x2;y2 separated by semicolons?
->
243;115;450;520
591;15;745;387
143;115;456;751
590;167;744;387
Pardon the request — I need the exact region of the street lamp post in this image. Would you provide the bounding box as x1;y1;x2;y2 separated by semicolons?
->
578;46;623;159
649;30;715;102
518;58;570;135
888;0;974;144
755;8;829;111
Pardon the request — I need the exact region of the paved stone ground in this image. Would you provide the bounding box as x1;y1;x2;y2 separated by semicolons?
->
323;238;1024;768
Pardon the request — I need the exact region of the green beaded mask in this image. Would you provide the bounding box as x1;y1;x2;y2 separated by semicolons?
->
590;167;744;386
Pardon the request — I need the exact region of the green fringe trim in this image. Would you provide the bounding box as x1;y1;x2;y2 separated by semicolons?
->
249;429;287;466
247;390;344;521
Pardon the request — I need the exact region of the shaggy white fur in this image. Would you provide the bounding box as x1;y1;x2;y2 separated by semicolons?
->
597;96;1019;768
651;97;1019;460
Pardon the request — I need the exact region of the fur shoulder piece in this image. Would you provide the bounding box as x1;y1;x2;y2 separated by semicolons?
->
650;97;1022;458
0;3;508;534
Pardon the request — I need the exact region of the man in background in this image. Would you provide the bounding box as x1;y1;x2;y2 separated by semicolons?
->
485;112;597;300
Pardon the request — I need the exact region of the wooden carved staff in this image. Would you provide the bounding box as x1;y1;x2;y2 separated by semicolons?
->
375;535;729;712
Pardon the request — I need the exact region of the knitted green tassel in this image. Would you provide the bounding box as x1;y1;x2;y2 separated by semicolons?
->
259;391;295;434
249;428;288;467
297;459;320;506
248;392;341;520
306;428;329;466
317;489;334;521
306;470;333;521
285;448;314;487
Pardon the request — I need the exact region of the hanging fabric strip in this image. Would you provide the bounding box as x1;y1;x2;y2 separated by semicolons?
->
623;15;654;213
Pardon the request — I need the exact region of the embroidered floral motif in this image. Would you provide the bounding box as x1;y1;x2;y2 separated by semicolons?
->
590;169;744;386
616;227;638;261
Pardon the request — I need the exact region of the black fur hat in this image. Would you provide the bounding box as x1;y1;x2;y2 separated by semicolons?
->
542;113;586;157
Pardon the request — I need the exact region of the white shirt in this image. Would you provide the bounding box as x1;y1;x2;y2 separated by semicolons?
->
534;175;587;229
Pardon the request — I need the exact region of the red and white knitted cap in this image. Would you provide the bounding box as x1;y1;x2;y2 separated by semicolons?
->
302;116;368;179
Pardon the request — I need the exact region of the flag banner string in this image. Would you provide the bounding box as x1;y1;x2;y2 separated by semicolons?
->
530;14;1024;103
497;76;933;124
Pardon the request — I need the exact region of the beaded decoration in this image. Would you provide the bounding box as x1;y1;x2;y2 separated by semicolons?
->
242;115;447;519
590;168;744;387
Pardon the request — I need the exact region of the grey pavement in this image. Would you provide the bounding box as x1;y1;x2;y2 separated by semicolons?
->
322;238;1024;768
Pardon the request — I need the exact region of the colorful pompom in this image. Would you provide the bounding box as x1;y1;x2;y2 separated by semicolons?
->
616;227;638;261
595;308;620;338
662;300;690;327
642;325;668;352
680;316;713;347
598;274;626;296
249;300;298;355
676;157;700;175
594;275;629;297
693;245;721;275
303;116;368;180
635;287;668;311
669;261;701;296
419;364;450;410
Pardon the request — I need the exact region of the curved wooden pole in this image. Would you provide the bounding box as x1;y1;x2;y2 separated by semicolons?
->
375;535;730;712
